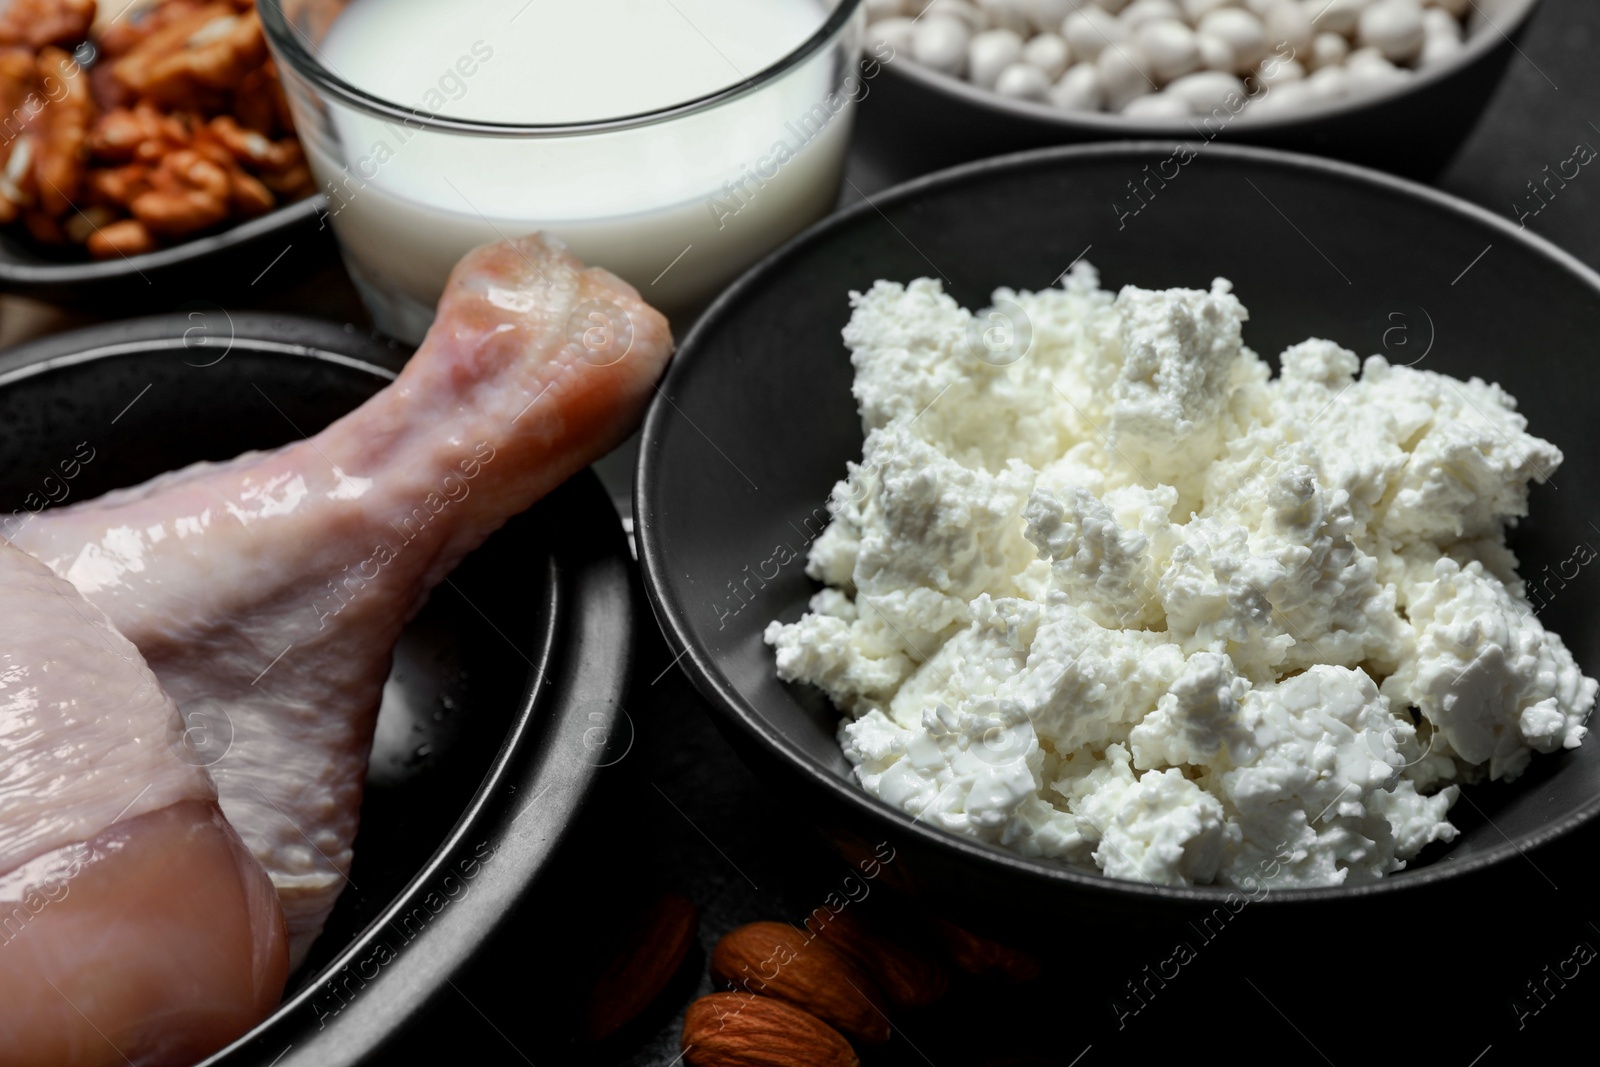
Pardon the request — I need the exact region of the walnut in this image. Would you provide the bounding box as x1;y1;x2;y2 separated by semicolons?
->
31;46;96;217
0;44;39;114
2;0;309;255
0;46;38;221
88;103;188;163
228;165;272;216
87;161;150;206
22;205;64;242
128;145;230;235
0;0;95;51
201;113;299;172
61;200;112;241
231;57;292;136
97;0;209;59
87;216;156;257
111;3;266;108
258;161;312;198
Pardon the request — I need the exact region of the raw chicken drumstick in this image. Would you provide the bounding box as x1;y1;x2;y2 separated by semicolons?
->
11;233;673;967
0;538;288;1067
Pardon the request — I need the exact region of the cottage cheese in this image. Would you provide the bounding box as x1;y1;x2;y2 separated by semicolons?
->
765;265;1595;887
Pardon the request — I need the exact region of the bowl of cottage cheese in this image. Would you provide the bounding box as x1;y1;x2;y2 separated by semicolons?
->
636;142;1600;923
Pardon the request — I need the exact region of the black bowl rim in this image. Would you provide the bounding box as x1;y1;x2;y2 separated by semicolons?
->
876;0;1540;135
0;312;633;1064
0;195;326;285
635;138;1600;906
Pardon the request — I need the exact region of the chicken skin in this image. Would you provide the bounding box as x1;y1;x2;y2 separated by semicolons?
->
0;538;287;1067
11;233;673;966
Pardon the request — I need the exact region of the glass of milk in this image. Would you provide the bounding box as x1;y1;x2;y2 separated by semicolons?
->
261;0;867;342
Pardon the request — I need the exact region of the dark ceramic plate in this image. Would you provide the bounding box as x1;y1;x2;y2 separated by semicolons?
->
0;313;633;1066
635;142;1600;932
857;0;1538;179
0;195;335;308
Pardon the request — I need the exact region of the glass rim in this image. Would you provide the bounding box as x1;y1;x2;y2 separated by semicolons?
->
258;0;866;138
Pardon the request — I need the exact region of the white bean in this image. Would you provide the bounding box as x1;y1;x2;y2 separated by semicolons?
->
1250;77;1315;111
1120;0;1184;30
913;15;974;74
1344;48;1412;94
868;16;918;55
1256;55;1305;86
1098;39;1156;108
1197;7;1267;72
1417;28;1463;66
1123;92;1193;117
1306;0;1372;37
1421;7;1461;39
1261;0;1313;57
924;0;987;31
901;0;1454;115
1138;19;1202;81
1308;31;1349;69
1345;44;1386;67
1304;63;1350;100
1021;0;1076;32
1164;69;1247;111
1051;61;1105;109
969;28;1027;87
1196;31;1237;70
1022;32;1073;79
1063;6;1128;60
1181;0;1239;18
995;60;1055;99
1363;65;1414;95
1359;0;1425;62
977;0;1033;33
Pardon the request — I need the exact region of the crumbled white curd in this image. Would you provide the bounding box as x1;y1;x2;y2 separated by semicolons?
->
764;265;1595;888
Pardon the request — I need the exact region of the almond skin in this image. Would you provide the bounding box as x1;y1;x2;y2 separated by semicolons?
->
580;892;698;1042
711;921;891;1045
808;909;949;1008
682;992;858;1067
932;917;1042;983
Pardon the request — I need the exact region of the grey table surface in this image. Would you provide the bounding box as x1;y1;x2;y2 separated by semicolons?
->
409;3;1600;1065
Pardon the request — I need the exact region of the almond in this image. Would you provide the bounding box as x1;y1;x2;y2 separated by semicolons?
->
808;909;949;1008
932;917;1042;983
579;891;697;1042
683;993;858;1067
711;921;891;1045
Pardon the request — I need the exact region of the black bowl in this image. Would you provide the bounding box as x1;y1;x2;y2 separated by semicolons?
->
858;0;1539;179
635;141;1600;935
0;195;337;309
0;312;633;1066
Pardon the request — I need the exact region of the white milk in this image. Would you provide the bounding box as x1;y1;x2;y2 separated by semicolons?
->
308;0;857;340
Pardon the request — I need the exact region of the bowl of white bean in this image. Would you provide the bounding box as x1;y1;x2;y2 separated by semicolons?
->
859;0;1538;178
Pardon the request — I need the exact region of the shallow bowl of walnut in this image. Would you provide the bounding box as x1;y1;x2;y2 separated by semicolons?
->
0;313;634;1066
0;191;334;308
635;141;1600;940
